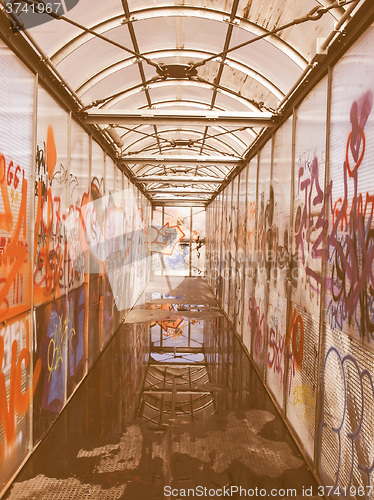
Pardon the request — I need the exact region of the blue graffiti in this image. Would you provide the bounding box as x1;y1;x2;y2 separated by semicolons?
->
319;346;374;497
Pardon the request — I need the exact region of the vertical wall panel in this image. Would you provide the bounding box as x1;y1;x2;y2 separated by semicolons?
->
222;187;230;314
326;25;374;347
0;314;33;488
242;158;257;354
215;193;223;299
162;207;190;276
34;87;69;306
151;207;163;276
234;169;247;335
33;87;70;446
191;207;206;276
0;42;35;487
205;18;374;496
287;77;328;460
33;296;67;443
87;141;105;368
253;142;272;374
209;203;213;281
125;179;137;308
266;119;292;408
320;25;374;496
67;121;90;395
68;120;90;291
132;191;148;299
102;155;115;348
0;41;34;323
228;176;239;323
0;39;151;494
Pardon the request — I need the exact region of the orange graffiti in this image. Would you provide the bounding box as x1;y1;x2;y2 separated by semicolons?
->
150;304;185;340
0;153;29;321
34;126;66;304
0;155;13;232
46;126;57;181
0;318;41;455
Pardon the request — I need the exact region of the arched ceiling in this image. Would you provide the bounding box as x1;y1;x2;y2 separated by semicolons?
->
8;0;363;205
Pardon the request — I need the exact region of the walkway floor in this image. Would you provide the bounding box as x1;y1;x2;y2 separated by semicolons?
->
4;277;319;499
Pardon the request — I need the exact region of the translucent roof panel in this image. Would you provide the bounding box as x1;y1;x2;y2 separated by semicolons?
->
18;0;363;204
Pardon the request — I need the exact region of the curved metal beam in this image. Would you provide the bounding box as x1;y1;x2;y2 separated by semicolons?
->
135;177;222;184
133;164;230;177
120;155;242;165
123;139;242;159
117;125;252;155
76;49;284;100
51;6;307;70
96;79;266;111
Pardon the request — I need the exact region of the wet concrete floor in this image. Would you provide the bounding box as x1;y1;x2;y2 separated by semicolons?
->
4;277;320;499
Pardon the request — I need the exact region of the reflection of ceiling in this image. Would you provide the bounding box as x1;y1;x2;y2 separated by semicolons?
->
141;362;215;427
140;305;215;425
3;0;367;205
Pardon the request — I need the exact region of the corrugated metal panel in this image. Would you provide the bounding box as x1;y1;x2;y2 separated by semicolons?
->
228;176;239;323
128;182;138;297
0;314;32;489
266;119;292;408
320;326;374;498
89;140;105;277
33;295;67;443
287;76;328;460
151;207;163;277
34;86;69;306
253;141;272;374
222;187;230;313
107;167;126;323
91;141;105;197
327;25;374;350
163;206;191;277
205;204;211;284
319;25;374;497
0;41;34;322
234;168;248;336
145;196;152;287
87;141;105;367
216;193;223;299
67;285;86;397
68;120;90;292
191;207;206;276
242;157;257;354
105;155;115;196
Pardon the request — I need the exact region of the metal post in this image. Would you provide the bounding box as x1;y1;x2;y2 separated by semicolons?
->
250;153;260;360
161;207;165;277
283;108;297;417
239;163;249;339
233;172;241;333
28;72;38;453
189;207;192;276
263;134;275;385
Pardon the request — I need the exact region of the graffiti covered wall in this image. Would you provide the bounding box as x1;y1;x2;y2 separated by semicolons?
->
206;24;374;498
0;40;151;491
151;206;206;277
